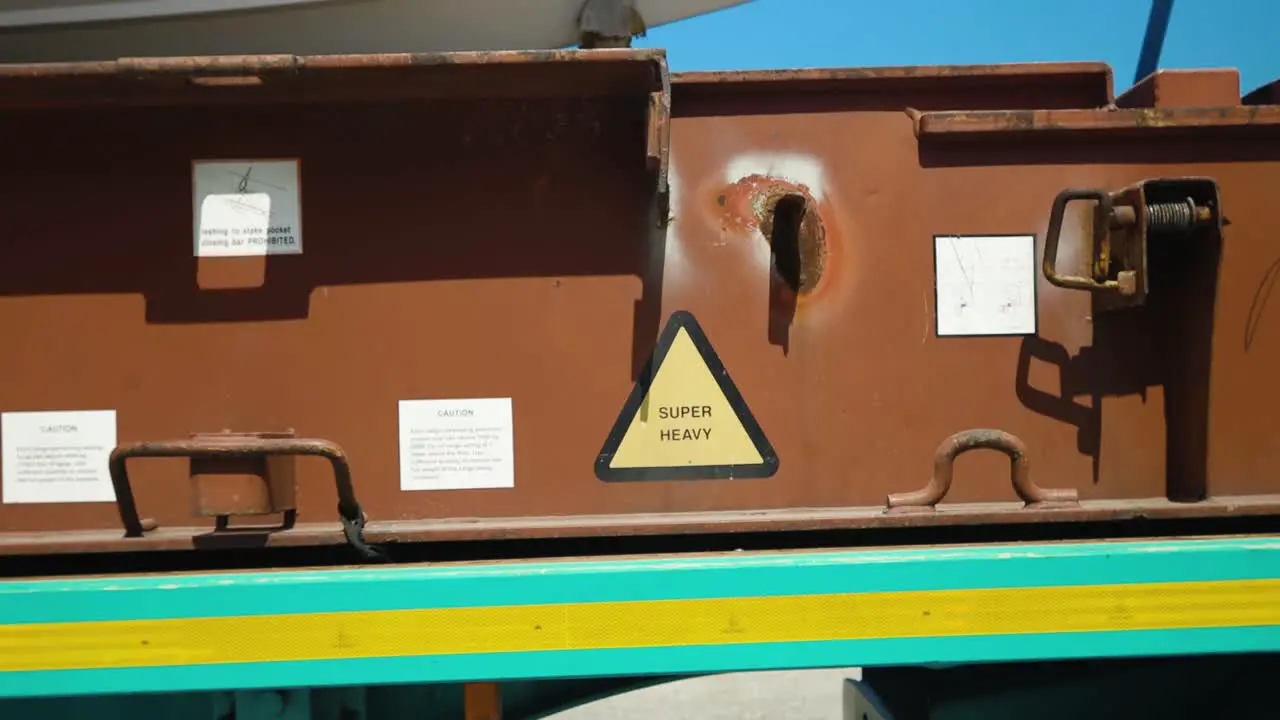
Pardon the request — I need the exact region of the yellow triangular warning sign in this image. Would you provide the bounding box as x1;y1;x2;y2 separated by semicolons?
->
595;311;779;481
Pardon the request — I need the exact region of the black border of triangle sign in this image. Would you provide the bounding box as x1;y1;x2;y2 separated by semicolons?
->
595;310;780;482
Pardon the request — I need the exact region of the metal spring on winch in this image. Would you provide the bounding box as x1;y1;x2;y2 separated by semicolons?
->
1146;197;1212;232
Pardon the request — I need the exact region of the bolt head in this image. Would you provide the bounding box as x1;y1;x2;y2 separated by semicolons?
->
1117;270;1138;295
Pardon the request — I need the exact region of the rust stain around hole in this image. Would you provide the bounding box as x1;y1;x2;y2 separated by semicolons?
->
719;174;827;296
711;172;829;294
759;192;826;296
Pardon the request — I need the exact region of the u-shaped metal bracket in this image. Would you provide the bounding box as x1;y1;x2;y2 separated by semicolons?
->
109;436;382;559
886;429;1080;512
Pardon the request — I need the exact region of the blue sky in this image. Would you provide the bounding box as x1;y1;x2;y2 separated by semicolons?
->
638;0;1280;94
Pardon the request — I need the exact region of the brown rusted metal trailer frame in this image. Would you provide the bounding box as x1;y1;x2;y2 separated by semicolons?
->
1;52;1279;561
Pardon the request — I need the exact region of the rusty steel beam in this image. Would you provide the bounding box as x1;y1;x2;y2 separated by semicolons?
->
0;48;671;108
0;58;1278;562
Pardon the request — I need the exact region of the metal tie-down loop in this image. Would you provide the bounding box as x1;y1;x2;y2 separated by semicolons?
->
1042;185;1214;299
109;437;384;561
886;429;1080;512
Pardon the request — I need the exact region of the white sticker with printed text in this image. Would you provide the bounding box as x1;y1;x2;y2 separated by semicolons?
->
193;159;302;257
2;410;117;504
398;398;515;491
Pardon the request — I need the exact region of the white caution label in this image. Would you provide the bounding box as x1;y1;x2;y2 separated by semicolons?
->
398;398;515;491
1;410;117;504
596;311;778;481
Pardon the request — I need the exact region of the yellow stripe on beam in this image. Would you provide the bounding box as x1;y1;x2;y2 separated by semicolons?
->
2;579;1278;672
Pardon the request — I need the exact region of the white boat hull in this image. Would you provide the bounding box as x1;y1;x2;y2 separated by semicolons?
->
0;0;749;62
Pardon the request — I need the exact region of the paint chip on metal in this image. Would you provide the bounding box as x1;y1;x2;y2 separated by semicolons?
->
595;311;778;482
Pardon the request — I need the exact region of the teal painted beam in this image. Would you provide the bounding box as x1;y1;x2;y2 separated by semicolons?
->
4;536;1280;623
0;536;1277;698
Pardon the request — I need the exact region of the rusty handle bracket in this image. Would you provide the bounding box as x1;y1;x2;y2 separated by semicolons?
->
886;429;1080;512
1043;188;1132;293
109;437;383;560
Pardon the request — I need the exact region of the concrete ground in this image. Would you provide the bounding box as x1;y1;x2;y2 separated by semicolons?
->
546;668;863;720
